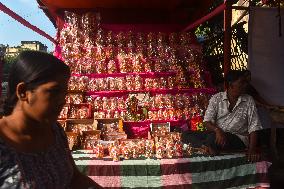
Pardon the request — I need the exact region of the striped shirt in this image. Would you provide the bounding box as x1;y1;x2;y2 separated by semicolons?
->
203;91;262;146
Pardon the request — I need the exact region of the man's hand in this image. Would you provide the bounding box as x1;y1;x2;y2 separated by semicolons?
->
247;148;261;162
215;128;226;147
204;121;227;147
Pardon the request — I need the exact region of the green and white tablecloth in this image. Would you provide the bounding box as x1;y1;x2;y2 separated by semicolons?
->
73;150;271;189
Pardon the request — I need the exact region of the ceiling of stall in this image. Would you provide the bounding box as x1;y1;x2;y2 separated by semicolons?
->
38;0;214;28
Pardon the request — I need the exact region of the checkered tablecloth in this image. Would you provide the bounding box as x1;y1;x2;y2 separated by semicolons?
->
73;150;271;189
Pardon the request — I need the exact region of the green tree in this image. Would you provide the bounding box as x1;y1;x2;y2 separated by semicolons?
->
194;0;266;86
2;55;17;82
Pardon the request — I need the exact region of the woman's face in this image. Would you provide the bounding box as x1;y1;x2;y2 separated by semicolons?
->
23;75;69;123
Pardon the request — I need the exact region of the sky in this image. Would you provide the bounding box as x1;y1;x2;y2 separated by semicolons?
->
0;0;56;52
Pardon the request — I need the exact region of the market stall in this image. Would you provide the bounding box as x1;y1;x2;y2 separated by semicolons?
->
40;0;216;139
36;0;271;188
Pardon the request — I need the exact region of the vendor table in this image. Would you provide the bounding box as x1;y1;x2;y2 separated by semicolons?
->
73;150;271;189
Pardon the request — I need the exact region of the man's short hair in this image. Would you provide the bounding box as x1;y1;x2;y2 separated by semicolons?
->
225;70;244;84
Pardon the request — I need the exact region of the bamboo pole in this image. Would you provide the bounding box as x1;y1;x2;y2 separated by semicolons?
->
223;0;232;88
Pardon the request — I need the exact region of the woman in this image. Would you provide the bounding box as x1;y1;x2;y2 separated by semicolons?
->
0;51;101;188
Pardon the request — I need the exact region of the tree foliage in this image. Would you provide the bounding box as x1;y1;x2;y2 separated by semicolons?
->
194;0;268;86
2;55;17;82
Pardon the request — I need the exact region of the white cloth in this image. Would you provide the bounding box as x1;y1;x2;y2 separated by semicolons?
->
203;91;262;146
248;7;284;106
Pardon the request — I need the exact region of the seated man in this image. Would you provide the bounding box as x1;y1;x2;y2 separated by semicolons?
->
182;70;263;161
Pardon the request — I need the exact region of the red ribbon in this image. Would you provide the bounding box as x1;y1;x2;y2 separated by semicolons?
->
0;2;57;44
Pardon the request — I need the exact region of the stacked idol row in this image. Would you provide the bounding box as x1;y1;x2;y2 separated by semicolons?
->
65;121;200;161
57;10;214;140
58;11;206;90
90;93;209;110
68;75;179;91
65;119;126;151
60;11;195;56
59;92;209;121
68;73;206;92
64;53;180;75
60;12;197;66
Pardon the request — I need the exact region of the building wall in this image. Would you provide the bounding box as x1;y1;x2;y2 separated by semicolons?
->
21;43;38;50
5;47;21;57
5;41;47;56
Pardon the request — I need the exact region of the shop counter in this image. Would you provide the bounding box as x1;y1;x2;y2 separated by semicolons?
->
73;150;271;189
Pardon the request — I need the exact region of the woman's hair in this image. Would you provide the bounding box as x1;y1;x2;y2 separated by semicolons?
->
225;70;244;85
3;50;70;116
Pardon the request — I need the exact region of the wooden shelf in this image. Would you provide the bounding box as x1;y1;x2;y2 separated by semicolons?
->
65;119;94;124
67;90;85;94
94;118;120;123
71;71;177;78
124;120;187;124
86;87;216;96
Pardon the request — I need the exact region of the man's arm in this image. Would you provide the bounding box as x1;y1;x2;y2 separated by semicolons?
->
204;121;226;147
203;93;227;147
247;131;260;162
247;97;262;162
204;121;219;132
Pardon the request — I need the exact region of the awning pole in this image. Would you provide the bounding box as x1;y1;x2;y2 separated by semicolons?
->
183;3;226;31
223;0;232;88
0;2;56;44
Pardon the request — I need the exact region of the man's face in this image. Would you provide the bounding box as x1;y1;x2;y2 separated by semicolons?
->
230;77;247;96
